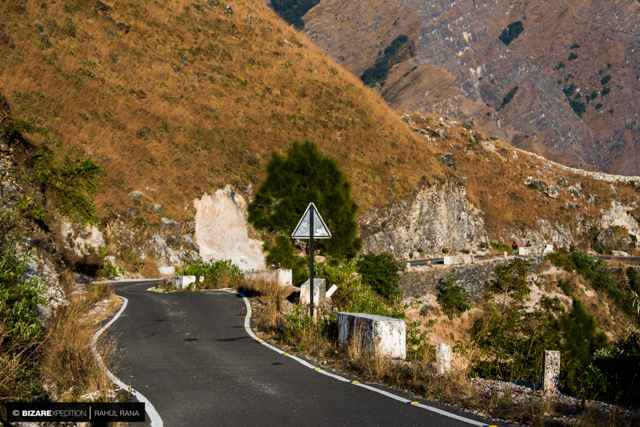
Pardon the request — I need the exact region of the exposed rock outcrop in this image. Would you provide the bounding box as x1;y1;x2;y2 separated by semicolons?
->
194;186;266;272
362;182;488;258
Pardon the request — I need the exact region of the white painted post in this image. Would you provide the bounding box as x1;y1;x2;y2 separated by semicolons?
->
544;350;561;395
436;343;452;375
326;284;338;299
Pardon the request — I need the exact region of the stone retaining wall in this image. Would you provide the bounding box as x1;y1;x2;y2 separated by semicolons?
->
400;256;544;301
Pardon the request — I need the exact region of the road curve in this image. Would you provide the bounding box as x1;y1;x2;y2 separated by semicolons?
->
106;281;492;427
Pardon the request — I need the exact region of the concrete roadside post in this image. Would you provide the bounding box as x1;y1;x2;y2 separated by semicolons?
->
543;350;560;395
436;343;452;375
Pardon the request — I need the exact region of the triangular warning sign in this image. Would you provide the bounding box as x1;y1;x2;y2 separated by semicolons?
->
291;203;332;239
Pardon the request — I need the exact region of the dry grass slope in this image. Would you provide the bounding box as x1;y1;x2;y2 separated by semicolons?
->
0;0;443;221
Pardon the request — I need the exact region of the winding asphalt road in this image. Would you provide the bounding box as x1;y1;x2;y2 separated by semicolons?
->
106;281;493;426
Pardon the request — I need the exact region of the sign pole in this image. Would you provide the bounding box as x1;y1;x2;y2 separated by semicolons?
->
291;202;330;320
309;206;315;318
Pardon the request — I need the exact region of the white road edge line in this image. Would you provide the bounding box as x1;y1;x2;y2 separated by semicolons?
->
92;295;164;427
232;290;488;427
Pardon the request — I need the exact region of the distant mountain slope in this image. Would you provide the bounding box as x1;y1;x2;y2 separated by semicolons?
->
0;0;442;219
283;0;640;176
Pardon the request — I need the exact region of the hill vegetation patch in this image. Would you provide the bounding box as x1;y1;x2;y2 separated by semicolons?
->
498;21;524;46
361;35;415;88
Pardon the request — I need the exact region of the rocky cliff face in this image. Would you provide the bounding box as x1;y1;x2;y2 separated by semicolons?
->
362;182;488;258
360;114;640;259
194;187;266;272
284;0;640;176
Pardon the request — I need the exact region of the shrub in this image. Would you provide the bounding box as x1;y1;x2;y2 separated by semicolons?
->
489;240;511;253
592;331;640;408
97;261;122;280
31;148;101;224
178;260;243;289
490;259;530;301
0;248;44;344
317;261;402;318
0;248;45;400
406;321;435;362
437;276;470;319
471;303;561;385
248;141;361;259
499;21;524;45
560;300;608;399
361;35;414;87
356;253;403;300
548;251;631;314
270;0;320;29
498;86;519;111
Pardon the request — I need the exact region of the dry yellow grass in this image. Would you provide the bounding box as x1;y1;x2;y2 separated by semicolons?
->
239;278;290;330
0;0;443;223
41;284;119;401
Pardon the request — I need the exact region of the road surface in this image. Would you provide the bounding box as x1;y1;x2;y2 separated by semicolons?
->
105;281;492;426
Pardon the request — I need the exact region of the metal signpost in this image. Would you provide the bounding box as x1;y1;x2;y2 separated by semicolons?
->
291;203;331;317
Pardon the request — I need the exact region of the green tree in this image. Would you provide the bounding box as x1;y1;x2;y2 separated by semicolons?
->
249;141;361;259
561;299;608;398
264;234;308;285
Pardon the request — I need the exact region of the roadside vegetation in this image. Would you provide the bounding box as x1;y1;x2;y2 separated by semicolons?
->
238;142;640;423
238;252;639;424
0;245;119;402
470;254;640;408
178;260;243;290
1;111;118;404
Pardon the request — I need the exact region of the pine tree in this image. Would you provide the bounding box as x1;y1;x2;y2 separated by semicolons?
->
249;141;361;259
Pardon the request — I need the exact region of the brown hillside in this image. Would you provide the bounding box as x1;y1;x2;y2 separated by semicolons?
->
298;0;640;176
0;0;443;220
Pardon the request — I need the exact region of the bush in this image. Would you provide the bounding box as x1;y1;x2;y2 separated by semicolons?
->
489;240;511;253
97;261;122;280
0;249;44;344
437;276;470;318
31;148;101;224
471;303;561;385
592;331;640;408
249;141;361;259
499;21;524;45
317;261;402;318
490;259;530;301
560;300;609;399
356;253;403;300
406;321;435;362
178;260;243;289
548;251;631;314
361;35;413;87
270;0;320;29
0;248;45;400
